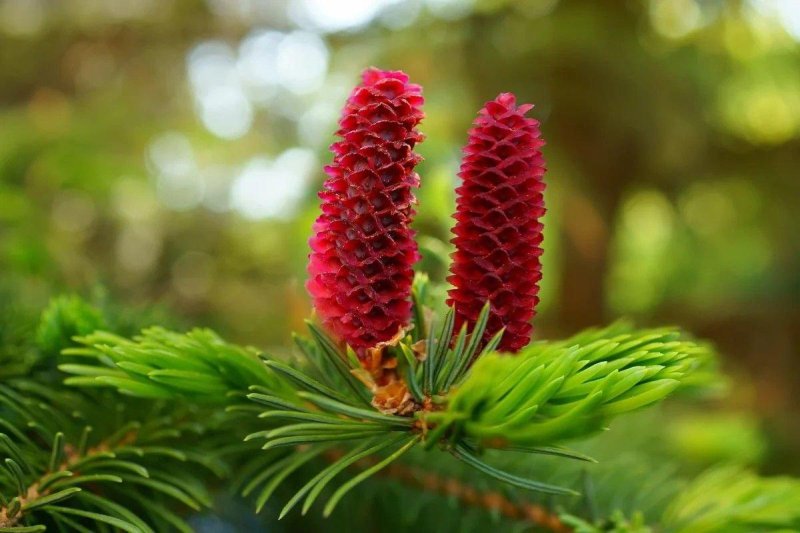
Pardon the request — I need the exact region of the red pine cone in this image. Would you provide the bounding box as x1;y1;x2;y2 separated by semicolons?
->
307;68;424;355
447;93;546;353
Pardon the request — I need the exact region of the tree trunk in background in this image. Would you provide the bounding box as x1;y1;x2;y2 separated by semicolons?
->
556;186;621;332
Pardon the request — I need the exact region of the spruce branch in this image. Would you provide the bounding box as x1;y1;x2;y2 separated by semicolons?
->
59;310;712;518
559;465;800;532
439;324;711;448
61;327;291;403
36;296;107;359
0;286;40;380
16;293;793;531
0;380;219;532
662;466;800;532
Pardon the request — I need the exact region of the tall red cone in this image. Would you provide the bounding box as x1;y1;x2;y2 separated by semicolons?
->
447;93;546;353
307;68;424;356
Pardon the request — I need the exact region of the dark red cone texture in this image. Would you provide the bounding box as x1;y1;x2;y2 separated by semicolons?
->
307;68;424;355
447;93;546;353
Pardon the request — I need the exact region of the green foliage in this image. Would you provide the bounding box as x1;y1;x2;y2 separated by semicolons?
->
666;413;767;466
561;465;800;533
0;296;268;531
58;291;712;517
0;380;219;532
561;510;651;533
3;292;796;532
662;466;800;532
0;286;38;379
60;327;289;402
441;324;711;448
36;296;107;358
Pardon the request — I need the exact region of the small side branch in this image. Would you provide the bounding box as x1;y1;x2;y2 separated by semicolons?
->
0;429;139;528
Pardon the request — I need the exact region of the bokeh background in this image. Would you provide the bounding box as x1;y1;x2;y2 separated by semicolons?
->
1;0;798;474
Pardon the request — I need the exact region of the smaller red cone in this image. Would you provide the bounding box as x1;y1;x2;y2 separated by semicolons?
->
447;93;546;353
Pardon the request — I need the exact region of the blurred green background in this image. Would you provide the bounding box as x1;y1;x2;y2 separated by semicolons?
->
1;0;798;469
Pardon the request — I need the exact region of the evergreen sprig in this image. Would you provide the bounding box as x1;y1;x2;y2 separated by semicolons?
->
0;380;220;532
58;296;712;516
36;296;106;359
0;286;39;380
5;292;798;531
562;465;800;533
662;466;800;532
60;328;289;402
437;324;709;448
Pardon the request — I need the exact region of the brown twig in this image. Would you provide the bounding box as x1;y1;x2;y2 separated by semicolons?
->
324;449;571;532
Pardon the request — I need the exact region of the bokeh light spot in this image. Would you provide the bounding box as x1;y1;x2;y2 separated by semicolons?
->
290;0;384;33
649;0;703;39
237;30;284;105
199;84;254;139
51;191;96;235
147;133;205;210
231;148;317;220
425;0;474;21
679;183;736;237
172;251;215;300
275;31;329;95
